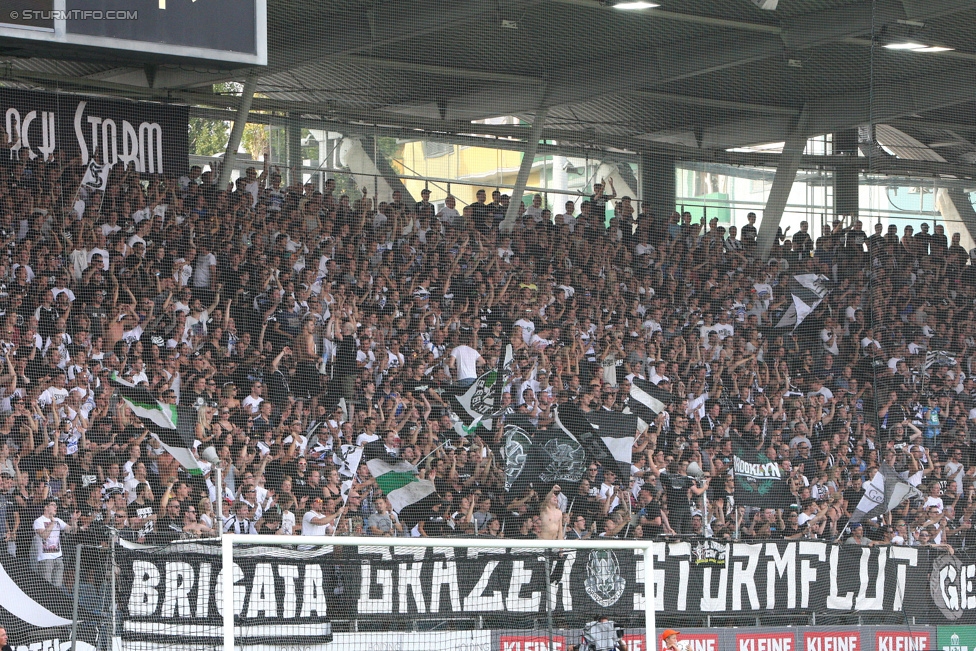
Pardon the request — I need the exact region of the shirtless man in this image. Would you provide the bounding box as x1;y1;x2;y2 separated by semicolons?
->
538;485;564;540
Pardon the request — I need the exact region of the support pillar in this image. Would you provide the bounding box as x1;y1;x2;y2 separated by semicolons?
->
288;112;303;186
640;151;676;218
217;72;258;191
500;105;549;234
834;129;858;218
944;188;976;247
757;108;810;260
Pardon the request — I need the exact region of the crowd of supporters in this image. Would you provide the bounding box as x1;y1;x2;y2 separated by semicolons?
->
5;150;976;586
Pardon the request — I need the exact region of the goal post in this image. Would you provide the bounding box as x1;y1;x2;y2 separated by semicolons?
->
220;534;656;651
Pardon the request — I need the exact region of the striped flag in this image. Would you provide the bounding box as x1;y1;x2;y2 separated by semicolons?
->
365;455;436;513
585;408;638;477
110;373;202;476
627;378;672;429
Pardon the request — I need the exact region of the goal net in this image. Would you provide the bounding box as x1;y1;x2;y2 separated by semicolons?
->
117;535;655;651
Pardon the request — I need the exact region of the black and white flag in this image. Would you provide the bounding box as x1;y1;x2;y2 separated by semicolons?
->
627;377;671;429
775;274;832;330
851;462;922;523
80;159;112;191
446;344;513;437
332;444;363;478
585;408;638;477
924;350;957;372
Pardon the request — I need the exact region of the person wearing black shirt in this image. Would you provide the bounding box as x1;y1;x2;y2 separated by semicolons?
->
741;212;758;249
470;189;491;234
792;221;814;260
414;188;435;221
663;462;709;535
915;223;932;256
332;322;358;406
589;179;615;226
867;222;886;261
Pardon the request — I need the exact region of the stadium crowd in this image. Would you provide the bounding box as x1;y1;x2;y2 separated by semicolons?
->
6;151;976;586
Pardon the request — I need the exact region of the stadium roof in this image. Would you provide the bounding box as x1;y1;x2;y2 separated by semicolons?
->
2;0;976;175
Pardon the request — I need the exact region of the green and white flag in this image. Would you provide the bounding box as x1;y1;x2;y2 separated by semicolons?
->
365;457;436;513
110;374;203;476
447;343;514;437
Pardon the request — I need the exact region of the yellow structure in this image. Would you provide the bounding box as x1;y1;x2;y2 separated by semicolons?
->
393;142;549;205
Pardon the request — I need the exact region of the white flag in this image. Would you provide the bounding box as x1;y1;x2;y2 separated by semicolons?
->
80;159;112;191
332;444;363;478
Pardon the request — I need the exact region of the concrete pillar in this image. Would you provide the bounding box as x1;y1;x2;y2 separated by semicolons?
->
834;129;858;218
943;188;976;250
500;107;550;234
217;72;258;190
288;112;303;186
640;151;676;218
757;108;810;260
551;155;570;215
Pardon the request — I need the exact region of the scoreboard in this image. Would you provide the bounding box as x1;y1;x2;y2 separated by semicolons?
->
0;0;266;66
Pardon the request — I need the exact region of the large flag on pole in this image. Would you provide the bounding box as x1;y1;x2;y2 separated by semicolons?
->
446;343;513;437
850;462;922;524
774;274;832;330
110;373;202;476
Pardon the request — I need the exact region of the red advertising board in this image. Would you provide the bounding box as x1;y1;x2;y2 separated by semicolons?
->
500;636;566;651
737;633;796;651
875;632;932;651
804;632;860;651
654;634;720;651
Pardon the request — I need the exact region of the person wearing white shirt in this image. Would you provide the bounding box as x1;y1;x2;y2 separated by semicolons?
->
524;194;546;222
38;373;69;407
301;497;344;536
513;318;535;344
193;244;218;291
34;500;78;587
242;381;265;415
556;201;577;232
821;318;841;356
436;196;460;227
598;468;623;514
450;337;484;385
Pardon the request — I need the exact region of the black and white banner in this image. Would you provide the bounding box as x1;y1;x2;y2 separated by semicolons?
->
112;539;976;642
0;87;188;175
3;539;975;647
0;548;100;650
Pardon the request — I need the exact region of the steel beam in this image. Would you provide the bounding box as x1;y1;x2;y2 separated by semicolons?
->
757;108;810;260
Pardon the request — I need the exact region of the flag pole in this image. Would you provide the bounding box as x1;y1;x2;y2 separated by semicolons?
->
416;439;450;468
834;516;852;543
